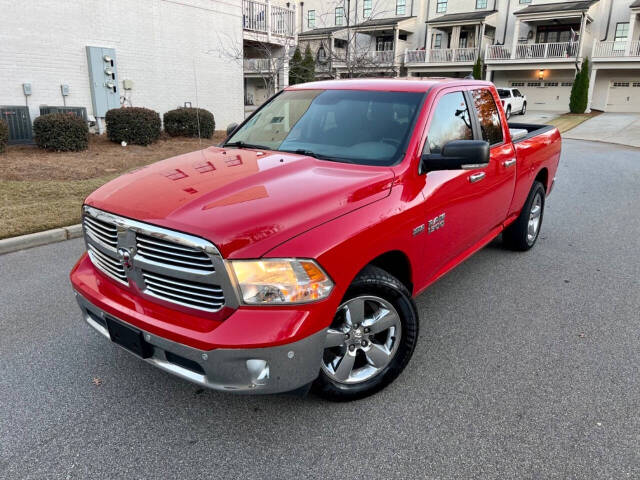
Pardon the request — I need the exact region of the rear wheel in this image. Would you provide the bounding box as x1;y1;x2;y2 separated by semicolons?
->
313;266;419;401
506;105;512;120
521;102;527;115
503;181;545;251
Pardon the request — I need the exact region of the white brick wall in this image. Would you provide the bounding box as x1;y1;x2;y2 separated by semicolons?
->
0;0;245;129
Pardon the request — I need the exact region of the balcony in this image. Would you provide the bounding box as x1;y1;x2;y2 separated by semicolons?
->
243;58;273;73
405;47;478;65
243;0;295;40
593;41;640;60
486;42;578;62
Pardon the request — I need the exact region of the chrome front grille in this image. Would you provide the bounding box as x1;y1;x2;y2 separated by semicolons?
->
82;206;238;314
87;244;128;284
141;271;224;311
136;233;215;272
84;215;118;250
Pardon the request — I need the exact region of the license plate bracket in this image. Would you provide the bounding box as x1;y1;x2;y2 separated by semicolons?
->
105;316;152;359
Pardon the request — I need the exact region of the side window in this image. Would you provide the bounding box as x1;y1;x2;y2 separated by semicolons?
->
513;89;522;97
471;89;504;146
424;91;473;154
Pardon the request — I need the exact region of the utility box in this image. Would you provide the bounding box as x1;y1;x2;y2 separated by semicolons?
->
86;46;119;117
60;84;70;96
0;106;33;144
22;83;32;96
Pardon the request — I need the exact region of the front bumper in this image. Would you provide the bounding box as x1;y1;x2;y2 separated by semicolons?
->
75;292;326;394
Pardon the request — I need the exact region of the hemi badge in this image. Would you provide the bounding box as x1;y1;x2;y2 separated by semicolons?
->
413;224;425;236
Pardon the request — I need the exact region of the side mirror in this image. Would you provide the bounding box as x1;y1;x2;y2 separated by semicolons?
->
420;140;490;174
226;122;239;136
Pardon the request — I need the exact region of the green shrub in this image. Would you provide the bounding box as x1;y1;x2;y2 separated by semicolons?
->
569;57;590;113
472;57;483;80
163;108;215;138
33;113;89;151
0;118;8;153
105;107;161;145
289;46;304;85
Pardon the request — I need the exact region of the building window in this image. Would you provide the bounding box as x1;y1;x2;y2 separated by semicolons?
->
614;22;629;45
544;82;559;87
436;0;447;13
633;82;640;87
308;10;315;28
335;7;344;26
519;0;532;3
612;81;630;87
476;0;487;8
527;81;541;87
511;81;525;87
561;82;574;87
433;33;442;48
363;0;372;18
396;0;406;15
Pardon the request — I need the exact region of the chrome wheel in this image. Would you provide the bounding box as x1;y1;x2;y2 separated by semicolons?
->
527;192;543;245
322;296;402;385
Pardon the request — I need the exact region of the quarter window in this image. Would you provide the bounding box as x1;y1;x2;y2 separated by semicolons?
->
425;92;473;154
308;10;315;28
363;0;372;17
436;0;447;13
335;7;344;26
396;0;406;15
471;89;503;146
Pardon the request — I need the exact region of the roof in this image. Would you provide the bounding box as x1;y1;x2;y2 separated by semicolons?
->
514;1;599;15
286;77;491;93
298;26;345;37
631;0;640;7
354;16;416;28
427;10;498;24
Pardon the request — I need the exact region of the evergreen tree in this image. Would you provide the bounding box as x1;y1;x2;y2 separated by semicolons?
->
302;44;316;83
289;47;303;85
569;57;590;113
472;57;483;80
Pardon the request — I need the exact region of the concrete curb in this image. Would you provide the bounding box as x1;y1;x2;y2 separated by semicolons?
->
0;224;82;255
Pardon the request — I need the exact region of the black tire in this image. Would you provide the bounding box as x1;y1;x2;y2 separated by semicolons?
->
506;106;512;120
521;102;527;115
503;181;546;251
312;265;419;401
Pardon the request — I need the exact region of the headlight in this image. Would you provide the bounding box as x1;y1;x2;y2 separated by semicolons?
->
229;259;334;304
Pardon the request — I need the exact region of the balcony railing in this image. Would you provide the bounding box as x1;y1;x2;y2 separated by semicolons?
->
405;48;478;64
593;40;640;58
486;42;578;61
243;0;294;37
243;58;273;72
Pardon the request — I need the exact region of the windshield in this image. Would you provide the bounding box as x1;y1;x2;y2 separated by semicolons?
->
226;89;424;166
497;89;511;99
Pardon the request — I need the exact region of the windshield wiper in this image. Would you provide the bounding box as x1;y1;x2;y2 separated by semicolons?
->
223;141;270;150
280;149;355;163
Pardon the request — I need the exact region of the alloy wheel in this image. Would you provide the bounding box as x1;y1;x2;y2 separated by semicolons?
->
527;192;543;245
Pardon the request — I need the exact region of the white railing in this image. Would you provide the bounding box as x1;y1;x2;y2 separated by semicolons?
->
243;0;295;37
362;50;396;64
593;40;640;57
515;41;578;59
404;47;478;64
243;58;272;72
486;45;511;60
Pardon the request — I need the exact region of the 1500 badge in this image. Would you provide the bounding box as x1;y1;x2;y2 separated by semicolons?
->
428;213;446;233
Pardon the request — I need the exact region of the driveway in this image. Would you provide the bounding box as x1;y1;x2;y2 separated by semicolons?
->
1;140;640;479
518;110;562;124
564;112;640;148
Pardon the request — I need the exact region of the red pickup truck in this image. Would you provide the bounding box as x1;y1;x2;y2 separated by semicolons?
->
70;79;561;400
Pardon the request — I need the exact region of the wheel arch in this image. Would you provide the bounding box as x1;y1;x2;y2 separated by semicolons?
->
357;250;414;295
534;167;549;193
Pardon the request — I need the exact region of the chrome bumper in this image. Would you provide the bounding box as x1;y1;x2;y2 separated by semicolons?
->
75;293;325;394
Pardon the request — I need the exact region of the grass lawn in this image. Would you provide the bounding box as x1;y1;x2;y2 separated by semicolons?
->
546;112;601;133
1;133;225;239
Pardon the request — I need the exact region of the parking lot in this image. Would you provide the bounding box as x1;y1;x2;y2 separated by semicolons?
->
1;139;639;479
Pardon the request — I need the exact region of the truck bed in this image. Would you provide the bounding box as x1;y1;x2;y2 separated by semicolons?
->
508;122;555;144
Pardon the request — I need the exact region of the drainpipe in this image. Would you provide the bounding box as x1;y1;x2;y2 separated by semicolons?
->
600;0;613;41
423;0;431;48
500;0;511;44
300;2;304;31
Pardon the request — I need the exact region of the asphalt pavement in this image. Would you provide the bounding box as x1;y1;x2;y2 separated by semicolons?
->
1;139;639;479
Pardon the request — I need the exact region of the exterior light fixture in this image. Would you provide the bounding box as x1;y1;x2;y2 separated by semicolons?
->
538;69;545;80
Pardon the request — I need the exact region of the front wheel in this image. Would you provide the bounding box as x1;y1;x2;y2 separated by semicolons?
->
313;266;419;401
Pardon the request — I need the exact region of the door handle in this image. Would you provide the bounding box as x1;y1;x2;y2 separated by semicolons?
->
469;172;486;183
503;159;517;168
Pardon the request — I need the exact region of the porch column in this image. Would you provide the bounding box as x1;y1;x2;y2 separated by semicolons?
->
425;25;432;50
479;22;486;59
451;26;461;49
577;13;588;58
586;67;598;113
266;0;272;42
485;67;492;81
625;13;637;56
511;19;520;59
393;25;400;74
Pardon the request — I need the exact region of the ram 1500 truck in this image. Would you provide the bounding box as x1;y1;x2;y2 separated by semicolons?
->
70;79;561;401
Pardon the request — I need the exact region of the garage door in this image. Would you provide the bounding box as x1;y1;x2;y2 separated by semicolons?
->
509;81;573;112
607;81;640;113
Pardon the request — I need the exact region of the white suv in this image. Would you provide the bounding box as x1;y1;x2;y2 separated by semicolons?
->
497;88;527;119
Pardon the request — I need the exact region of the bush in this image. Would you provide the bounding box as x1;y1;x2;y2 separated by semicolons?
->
105;107;161;145
163;108;215;138
472;57;483;80
33;113;89;151
0;118;8;153
569;57;590;113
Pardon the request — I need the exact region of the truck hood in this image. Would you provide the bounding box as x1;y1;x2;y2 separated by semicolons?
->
85;146;394;258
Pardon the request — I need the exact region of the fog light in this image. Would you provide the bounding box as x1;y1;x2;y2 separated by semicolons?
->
246;359;269;385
